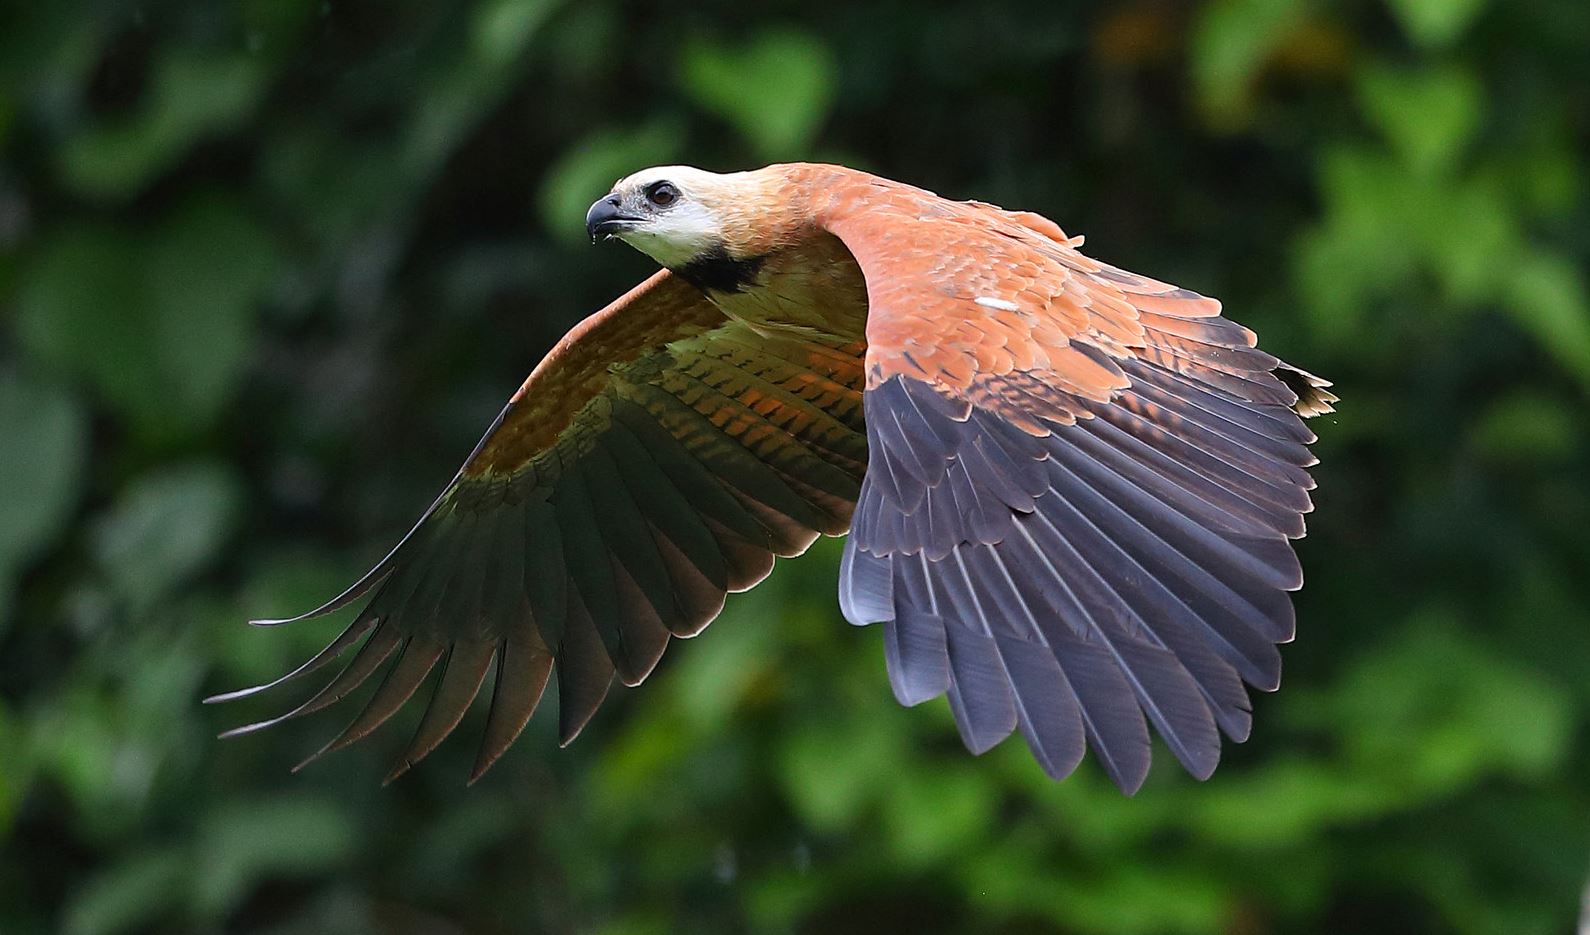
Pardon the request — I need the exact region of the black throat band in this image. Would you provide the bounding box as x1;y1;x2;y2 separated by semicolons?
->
673;246;767;294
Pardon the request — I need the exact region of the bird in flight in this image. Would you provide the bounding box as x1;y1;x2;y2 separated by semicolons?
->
211;163;1334;793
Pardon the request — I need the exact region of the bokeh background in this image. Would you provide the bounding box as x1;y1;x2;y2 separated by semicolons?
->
3;1;1589;932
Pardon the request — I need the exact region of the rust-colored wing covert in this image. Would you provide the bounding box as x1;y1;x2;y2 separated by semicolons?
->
824;182;1334;793
210;271;867;781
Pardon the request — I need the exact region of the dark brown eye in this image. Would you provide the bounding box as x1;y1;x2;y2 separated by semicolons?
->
645;181;679;207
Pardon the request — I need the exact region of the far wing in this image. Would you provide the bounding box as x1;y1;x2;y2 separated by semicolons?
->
211;271;867;782
826;197;1331;793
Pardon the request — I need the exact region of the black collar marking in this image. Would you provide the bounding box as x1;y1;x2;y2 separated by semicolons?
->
674;246;767;294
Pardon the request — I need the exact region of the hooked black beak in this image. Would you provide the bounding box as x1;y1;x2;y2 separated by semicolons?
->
586;195;641;243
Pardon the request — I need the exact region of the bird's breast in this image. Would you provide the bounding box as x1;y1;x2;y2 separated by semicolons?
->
694;238;870;343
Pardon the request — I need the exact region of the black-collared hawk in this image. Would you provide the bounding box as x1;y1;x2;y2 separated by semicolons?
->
211;163;1335;793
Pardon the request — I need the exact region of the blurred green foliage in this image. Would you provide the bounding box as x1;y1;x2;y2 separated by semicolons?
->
1;1;1588;933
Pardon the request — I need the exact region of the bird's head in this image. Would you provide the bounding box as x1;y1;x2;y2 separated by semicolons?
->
585;165;786;270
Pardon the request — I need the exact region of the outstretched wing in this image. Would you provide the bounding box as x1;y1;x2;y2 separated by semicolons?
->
211;271;867;782
826;191;1334;794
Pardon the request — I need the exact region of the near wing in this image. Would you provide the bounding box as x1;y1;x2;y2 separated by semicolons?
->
211;271;867;782
828;199;1334;793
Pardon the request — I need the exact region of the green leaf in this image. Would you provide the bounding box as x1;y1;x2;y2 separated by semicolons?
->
403;0;557;179
469;0;560;68
779;708;904;830
672;573;784;730
16;197;278;443
1332;615;1574;793
538;121;686;245
1295;142;1528;348
0;371;88;624
1385;0;1489;48
92;461;243;613
192;796;357;919
1357;64;1482;177
64;847;188;935
680;29;837;158
59;53;268;201
1190;0;1307;125
1293;147;1423;345
1419;174;1519;303
881;766;995;865
0;701;28;835
1189;759;1399;847
969;852;1232;935
1470;392;1579;465
1506;251;1590;388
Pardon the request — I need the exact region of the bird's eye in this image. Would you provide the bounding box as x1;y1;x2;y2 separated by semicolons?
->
645;181;679;208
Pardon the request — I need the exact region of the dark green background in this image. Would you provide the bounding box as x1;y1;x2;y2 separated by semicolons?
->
3;1;1588;932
